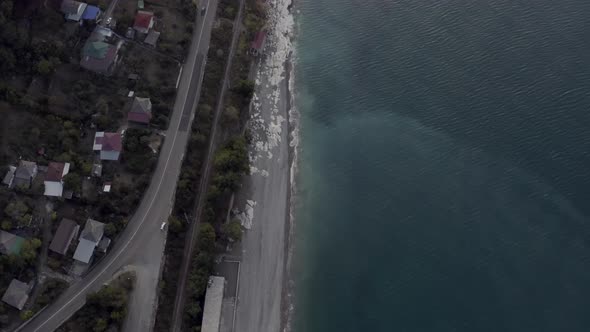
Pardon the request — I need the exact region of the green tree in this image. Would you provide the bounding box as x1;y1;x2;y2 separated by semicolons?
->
232;79;255;99
93;318;108;332
36;59;55;76
20;309;33;321
20;238;41;263
64;172;82;192
168;215;184;233
1;220;11;230
222;105;239;124
197;223;216;252
222;220;242;242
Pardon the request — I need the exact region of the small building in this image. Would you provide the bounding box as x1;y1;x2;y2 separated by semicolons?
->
80;40;120;75
0;230;25;255
2;165;16;186
133;10;155;34
73;218;105;263
44;162;70;197
1;279;30;310
127;97;152;125
125;27;136;39
49;218;80;255
91;163;103;177
81;4;101;21
93;132;122;161
12;160;38;189
60;0;88;22
250;30;267;56
201;276;225;332
97;236;111;253
144;29;160;47
102;182;111;192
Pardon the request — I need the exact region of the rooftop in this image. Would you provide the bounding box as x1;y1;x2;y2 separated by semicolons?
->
133;10;154;31
1;279;29;310
0;230;25;255
93;132;122;152
49;218;80;255
201;276;225;332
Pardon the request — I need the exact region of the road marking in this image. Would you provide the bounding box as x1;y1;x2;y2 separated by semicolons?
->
30;2;212;330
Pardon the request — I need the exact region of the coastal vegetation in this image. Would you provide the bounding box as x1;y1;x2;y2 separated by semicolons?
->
154;0;265;330
57;272;135;332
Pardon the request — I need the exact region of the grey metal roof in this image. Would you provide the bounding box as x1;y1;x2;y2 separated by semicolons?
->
201;276;225;332
2;166;16;186
49;219;79;255
79;218;105;243
73;238;95;263
131;97;152;114
1;279;29;310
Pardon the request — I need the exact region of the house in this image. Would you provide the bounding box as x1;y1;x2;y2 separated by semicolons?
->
60;0;88;21
144;30;160;47
73;219;105;263
49;219;80;255
97;237;111;253
81;40;119;74
133;10;155;34
0;230;25;255
81;5;101;21
250;30;267;56
93;132;122;161
91;163;103;177
80;27;121;75
1;279;30;310
127;97;152;125
2;166;16;186
12;160;38;189
44;162;70;197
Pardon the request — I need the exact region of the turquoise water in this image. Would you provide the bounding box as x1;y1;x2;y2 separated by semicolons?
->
293;0;590;331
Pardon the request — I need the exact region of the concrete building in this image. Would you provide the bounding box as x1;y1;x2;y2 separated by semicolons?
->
201;276;225;332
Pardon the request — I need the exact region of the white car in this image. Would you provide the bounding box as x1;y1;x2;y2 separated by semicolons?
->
160;222;167;231
106;17;112;25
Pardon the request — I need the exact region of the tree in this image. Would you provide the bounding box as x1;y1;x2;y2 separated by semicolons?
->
222;105;239;124
20;309;33;321
1;220;11;230
222;220;242;242
233;79;255;99
36;59;54;76
197;223;216;252
93;318;107;332
168;215;184;233
64;173;82;192
20;238;41;263
4;200;29;224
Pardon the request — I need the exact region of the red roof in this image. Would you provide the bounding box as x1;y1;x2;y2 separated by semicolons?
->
251;30;267;50
127;112;151;124
133;11;154;30
95;133;122;152
46;162;65;182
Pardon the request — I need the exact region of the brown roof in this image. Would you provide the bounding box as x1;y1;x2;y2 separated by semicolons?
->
45;162;66;182
251;30;267;50
49;219;79;255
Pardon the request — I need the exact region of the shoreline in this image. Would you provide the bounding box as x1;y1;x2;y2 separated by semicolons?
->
231;0;297;330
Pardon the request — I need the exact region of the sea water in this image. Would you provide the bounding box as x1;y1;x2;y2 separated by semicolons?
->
292;0;590;331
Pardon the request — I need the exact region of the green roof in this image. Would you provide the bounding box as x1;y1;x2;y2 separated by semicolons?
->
83;41;110;59
0;231;25;255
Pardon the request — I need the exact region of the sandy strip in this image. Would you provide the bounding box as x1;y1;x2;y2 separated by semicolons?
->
232;0;297;331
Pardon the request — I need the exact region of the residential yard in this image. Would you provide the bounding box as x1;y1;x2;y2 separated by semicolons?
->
0;0;186;327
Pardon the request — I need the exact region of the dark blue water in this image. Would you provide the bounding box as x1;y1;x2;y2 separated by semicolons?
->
293;0;590;331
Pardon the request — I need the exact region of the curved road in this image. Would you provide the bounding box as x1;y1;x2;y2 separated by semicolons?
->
17;2;218;331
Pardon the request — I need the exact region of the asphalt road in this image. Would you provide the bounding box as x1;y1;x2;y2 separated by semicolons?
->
17;3;218;332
